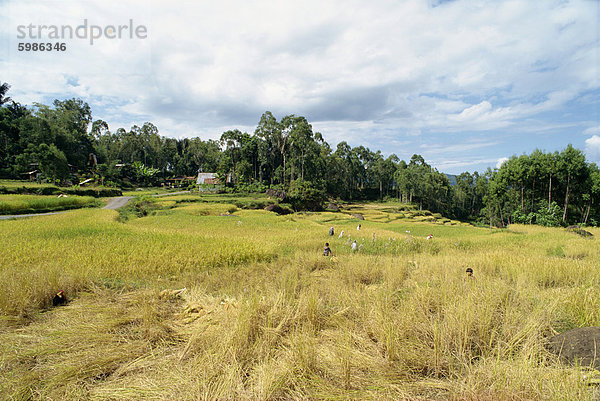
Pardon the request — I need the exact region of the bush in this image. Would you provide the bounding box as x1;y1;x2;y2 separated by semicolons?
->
234;183;268;193
512;201;563;227
118;196;162;221
264;204;293;215
287;179;326;211
536;201;563;227
65;187;123;197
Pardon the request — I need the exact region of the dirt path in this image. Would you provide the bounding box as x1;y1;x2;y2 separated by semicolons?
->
0;212;64;220
153;191;189;197
102;196;134;210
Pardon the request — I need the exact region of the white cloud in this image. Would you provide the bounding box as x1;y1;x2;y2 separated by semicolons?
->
1;0;598;173
496;157;509;169
583;126;600;136
436;158;501;172
585;135;600;162
452;101;493;122
421;139;500;155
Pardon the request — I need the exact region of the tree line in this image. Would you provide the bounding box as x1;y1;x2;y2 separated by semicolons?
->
0;83;598;226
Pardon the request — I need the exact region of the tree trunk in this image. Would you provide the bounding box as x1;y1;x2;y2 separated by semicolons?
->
282;153;286;186
520;185;524;210
584;200;591;224
562;173;570;223
254;157;257;182
531;176;536;213
548;173;552;211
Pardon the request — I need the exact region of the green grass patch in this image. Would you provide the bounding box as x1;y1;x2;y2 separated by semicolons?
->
0;194;99;214
0;180;122;197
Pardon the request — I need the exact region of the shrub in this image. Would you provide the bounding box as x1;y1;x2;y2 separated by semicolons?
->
512;201;563;227
118;196;162;221
287;179;326;211
234;183;268;193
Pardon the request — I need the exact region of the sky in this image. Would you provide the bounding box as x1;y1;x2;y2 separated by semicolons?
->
1;0;599;174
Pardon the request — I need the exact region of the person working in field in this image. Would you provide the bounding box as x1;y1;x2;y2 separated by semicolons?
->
329;226;334;236
466;267;474;278
53;290;66;306
323;243;333;256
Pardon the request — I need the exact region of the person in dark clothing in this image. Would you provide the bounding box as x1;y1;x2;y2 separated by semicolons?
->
52;290;66;306
329;226;334;236
323;243;333;256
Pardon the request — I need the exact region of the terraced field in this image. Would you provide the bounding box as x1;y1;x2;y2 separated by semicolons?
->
1;194;598;400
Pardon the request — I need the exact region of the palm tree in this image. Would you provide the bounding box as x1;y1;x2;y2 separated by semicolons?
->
0;82;11;106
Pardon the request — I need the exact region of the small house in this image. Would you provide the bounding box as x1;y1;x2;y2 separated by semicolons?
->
196;173;231;186
22;169;41;181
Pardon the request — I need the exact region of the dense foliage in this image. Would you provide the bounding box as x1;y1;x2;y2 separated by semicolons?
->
1;83;598;225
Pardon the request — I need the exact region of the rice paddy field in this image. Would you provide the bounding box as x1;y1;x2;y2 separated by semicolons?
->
0;193;599;400
0;194;99;215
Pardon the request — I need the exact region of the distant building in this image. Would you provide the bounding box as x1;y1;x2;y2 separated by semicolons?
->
166;176;196;188
22;163;41;181
22;169;41;181
196;172;231;186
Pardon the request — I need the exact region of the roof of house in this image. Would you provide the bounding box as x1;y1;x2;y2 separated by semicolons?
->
197;172;231;184
197;173;218;179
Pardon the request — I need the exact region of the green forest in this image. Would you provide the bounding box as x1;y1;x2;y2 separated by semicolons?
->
1;82;598;226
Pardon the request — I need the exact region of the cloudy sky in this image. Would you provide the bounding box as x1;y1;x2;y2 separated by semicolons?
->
1;0;599;174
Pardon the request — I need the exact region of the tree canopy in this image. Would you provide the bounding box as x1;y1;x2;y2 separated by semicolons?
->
1;83;598;226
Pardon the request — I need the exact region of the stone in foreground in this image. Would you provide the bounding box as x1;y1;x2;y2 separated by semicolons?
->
547;327;600;368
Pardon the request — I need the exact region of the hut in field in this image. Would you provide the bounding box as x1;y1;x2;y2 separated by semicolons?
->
22;169;41;181
22;163;41;181
196;173;231;190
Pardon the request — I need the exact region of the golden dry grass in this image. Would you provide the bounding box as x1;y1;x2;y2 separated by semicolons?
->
0;200;599;400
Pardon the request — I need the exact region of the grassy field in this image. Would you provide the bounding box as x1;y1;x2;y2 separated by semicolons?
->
0;194;100;214
0;196;598;400
0;179;54;189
